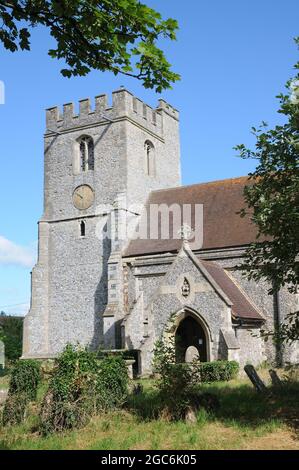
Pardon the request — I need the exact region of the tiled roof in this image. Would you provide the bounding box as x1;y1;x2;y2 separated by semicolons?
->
201;260;264;321
124;176;258;257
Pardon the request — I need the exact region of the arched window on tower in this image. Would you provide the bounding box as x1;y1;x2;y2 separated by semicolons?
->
145;140;155;177
79;136;94;171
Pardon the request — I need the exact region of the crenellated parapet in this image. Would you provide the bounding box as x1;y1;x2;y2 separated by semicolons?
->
45;88;179;136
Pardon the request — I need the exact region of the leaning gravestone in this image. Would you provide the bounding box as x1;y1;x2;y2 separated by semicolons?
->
0;340;4;370
185;406;197;424
269;369;283;388
244;364;267;393
185;346;200;363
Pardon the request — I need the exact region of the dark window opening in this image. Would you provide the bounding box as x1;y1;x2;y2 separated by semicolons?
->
80;220;86;237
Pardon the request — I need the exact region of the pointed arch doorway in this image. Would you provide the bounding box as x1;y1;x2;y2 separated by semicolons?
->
174;311;208;363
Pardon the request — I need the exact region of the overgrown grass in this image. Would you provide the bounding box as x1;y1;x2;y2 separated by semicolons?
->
0;374;10;391
0;410;296;450
0;373;298;450
201;378;299;430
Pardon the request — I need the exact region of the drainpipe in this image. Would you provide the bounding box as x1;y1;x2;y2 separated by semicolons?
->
273;289;283;367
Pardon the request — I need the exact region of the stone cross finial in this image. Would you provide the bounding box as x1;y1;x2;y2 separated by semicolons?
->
178;223;192;242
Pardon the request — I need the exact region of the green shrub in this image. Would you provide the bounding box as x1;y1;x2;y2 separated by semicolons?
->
153;337;208;420
0;315;23;362
96;355;129;411
97;349;139;378
40;345;129;434
199;361;239;382
153;336;237;420
40;390;92;435
48;345;98;402
2;392;28;426
39;345;98;434
8;359;40;400
2;359;40;426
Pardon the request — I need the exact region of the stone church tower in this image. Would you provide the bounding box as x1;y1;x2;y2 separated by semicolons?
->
22;89;181;358
23;88;298;373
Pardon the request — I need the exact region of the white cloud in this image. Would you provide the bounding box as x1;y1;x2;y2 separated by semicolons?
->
0;235;36;268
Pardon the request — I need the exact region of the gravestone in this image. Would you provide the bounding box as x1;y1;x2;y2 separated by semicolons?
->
185;406;197;424
0;340;4;370
244;364;267;393
125;359;135;379
185;346;200;363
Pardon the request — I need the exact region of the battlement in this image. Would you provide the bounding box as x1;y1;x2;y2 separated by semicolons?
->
45;88;179;136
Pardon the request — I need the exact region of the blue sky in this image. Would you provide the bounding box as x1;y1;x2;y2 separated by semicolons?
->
0;0;298;315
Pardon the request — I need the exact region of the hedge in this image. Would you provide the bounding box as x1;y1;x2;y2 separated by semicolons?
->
198;360;239;382
8;359;40;400
2;359;40;426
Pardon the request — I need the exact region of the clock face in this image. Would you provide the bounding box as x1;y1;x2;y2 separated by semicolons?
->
73;185;94;210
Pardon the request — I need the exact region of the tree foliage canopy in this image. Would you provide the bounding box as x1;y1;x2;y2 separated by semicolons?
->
0;0;180;92
0;314;23;361
235;38;299;343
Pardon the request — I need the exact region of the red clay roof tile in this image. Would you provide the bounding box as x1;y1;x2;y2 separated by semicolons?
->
201;260;263;321
124;176;257;256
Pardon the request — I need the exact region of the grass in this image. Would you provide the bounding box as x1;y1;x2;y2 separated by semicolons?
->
0;371;298;450
0;374;10;391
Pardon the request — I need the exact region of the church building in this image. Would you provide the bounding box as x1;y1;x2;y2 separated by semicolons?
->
22;89;298;374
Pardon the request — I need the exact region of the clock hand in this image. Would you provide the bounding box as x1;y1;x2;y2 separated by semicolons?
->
77;193;83;199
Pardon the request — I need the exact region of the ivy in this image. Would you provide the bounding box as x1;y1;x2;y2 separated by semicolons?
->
40;345;128;434
2;359;40;426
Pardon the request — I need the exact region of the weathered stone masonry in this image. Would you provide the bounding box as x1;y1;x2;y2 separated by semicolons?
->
23;89;298;374
23;89;181;359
